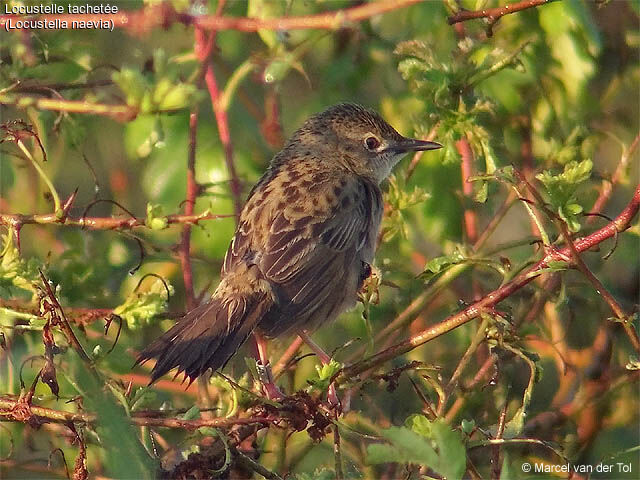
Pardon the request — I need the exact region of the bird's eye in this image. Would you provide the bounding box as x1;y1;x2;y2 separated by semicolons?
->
364;136;380;151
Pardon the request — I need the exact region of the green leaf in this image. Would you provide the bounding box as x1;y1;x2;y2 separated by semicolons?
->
247;0;284;50
474;181;488;203
73;363;157;479
152;78;198;111
293;469;336;480
368;427;439;467
421;248;466;280
145;203;169;230
368;422;466;480
308;359;343;392
113;278;173;329
0;226;40;296
408;413;432;437
181;405;201;420
536;159;593;232
461;419;475;435
112;68;149;108
546;260;570;272
430;420;466;480
0;155;15;192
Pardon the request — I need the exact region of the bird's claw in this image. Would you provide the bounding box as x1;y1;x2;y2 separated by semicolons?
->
327;383;341;412
256;360;284;401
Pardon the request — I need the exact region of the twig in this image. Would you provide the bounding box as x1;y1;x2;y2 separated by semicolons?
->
348;187;518;363
448;0;556;28
15;139;61;214
11;79;113;93
0;209;232;230
589;132;640;222
517;172;640;353
273;337;304;378
38;271;95;371
0;395;270;430
458;138;478;243
0;92;135;121
443;315;490;397
0;1;423;34
199;31;243;220
557;212;640;352
492;397;509;480
180;111;199;310
473;190;517;251
333;424;344;480
338;183;640;383
235;448;284;480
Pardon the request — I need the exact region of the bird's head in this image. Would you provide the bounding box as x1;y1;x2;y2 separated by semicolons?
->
287;103;441;183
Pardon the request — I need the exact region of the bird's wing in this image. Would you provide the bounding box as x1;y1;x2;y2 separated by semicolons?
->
258;173;382;319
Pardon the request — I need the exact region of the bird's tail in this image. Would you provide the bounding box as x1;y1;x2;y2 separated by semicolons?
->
136;271;272;384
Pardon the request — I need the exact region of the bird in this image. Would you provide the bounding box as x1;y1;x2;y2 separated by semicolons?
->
136;103;441;398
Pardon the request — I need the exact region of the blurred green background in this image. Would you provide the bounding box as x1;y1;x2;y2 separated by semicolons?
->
0;0;638;478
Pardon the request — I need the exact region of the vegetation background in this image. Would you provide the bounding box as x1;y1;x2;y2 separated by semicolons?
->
0;0;638;478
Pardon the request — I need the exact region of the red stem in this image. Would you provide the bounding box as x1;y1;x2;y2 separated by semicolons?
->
180;111;199;309
339;183;640;381
203;62;243;220
0;1;423;34
457;138;478;244
448;0;556;25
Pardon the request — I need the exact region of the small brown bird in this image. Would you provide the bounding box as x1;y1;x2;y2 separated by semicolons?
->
137;103;441;395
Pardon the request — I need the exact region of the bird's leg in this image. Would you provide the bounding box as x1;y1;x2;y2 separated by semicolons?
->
297;330;340;408
254;332;284;400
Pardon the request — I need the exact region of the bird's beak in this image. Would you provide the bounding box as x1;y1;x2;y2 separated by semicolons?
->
389;137;442;154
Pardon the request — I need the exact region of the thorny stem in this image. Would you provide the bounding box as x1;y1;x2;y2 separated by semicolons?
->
0;395;270;429
38;272;97;377
0;210;232;230
589;132;640;222
181;111;199;311
443;314;491;399
198;29;243;221
337;184;640;384
0;93;136;121
458;138;478;243
518;173;640;353
235;449;284;480
273;336;304;378
350;187;518;363
333;424;344;480
448;0;557;27
557;213;640;351
0;1;424;34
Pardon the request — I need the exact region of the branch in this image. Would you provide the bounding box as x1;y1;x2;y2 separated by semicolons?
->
199;31;243;221
0;0;423;34
0;209;232;231
589;132;640;222
0;395;270;430
180;111;199;310
515;170;640;352
448;0;556;26
0;92;135;121
458;138;478;243
338;183;640;382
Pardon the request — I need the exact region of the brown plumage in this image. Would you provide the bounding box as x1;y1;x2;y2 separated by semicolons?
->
136;103;441;384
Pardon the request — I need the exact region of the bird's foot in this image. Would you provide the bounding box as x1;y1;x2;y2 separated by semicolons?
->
327;383;341;413
262;380;285;401
256;360;284;401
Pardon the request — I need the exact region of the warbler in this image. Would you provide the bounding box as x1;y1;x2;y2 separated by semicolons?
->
136;103;441;393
